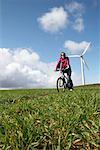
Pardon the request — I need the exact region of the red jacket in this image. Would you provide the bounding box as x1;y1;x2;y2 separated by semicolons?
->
56;57;70;70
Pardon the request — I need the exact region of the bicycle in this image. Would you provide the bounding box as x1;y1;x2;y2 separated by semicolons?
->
55;69;73;92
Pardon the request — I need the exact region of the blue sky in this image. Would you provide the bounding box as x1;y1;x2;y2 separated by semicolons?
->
0;0;100;88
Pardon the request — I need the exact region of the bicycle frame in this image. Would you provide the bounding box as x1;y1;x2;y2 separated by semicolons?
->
61;72;68;80
57;70;68;83
56;69;73;92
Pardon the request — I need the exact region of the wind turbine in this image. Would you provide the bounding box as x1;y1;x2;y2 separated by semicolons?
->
68;42;91;85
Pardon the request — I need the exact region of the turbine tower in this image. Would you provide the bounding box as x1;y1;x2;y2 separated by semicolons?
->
68;42;91;85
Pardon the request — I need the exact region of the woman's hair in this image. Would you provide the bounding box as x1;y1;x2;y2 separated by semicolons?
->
60;52;66;57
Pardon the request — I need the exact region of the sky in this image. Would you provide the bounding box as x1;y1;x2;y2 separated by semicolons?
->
0;0;100;89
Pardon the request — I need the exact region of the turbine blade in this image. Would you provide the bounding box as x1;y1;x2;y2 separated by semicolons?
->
68;55;80;57
82;57;89;70
82;42;91;56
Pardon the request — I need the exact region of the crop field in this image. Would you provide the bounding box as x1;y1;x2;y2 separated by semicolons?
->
0;85;100;150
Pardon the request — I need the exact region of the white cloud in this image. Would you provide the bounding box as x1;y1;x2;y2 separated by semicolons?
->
64;40;90;54
37;1;85;33
0;48;82;89
65;1;84;32
37;7;68;33
37;2;85;33
0;48;58;88
73;17;84;32
65;1;84;16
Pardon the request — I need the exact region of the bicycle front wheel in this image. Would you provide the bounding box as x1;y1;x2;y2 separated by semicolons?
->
56;77;65;92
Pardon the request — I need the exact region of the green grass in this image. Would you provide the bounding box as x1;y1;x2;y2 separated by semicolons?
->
0;85;100;150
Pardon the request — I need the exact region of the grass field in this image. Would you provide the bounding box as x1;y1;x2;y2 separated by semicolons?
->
0;85;100;150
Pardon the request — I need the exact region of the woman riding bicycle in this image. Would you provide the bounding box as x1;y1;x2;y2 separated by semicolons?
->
55;52;73;90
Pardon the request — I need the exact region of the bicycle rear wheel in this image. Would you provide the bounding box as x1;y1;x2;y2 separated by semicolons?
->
56;77;66;92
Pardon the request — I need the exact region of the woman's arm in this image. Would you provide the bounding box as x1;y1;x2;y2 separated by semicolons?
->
56;59;61;70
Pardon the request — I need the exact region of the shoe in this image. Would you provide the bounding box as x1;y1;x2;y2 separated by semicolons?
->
70;89;73;91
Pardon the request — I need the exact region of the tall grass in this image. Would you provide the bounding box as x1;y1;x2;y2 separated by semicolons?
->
0;86;100;150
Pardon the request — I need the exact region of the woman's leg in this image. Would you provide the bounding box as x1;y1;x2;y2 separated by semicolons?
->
66;68;73;89
66;68;71;79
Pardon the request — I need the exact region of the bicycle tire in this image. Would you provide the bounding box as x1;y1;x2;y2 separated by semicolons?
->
56;77;65;92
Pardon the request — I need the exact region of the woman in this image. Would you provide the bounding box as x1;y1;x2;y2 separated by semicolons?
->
55;52;73;90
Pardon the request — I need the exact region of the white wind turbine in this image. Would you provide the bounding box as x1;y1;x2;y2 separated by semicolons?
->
68;42;91;85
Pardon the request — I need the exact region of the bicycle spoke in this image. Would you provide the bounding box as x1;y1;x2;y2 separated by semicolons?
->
56;77;65;92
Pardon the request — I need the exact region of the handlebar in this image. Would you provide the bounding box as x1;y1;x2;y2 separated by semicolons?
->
55;69;64;72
